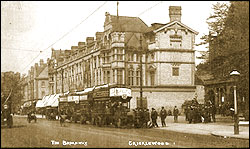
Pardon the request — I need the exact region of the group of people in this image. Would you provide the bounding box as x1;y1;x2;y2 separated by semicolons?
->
184;100;216;124
127;106;179;128
150;106;179;128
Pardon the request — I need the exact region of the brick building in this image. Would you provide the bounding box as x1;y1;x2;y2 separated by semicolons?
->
49;6;199;111
22;59;49;104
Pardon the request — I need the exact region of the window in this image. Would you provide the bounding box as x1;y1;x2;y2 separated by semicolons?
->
128;69;134;86
41;91;45;97
94;57;96;68
150;71;155;86
172;67;179;76
128;53;131;61
103;71;107;84
136;69;140;86
41;81;45;87
130;53;134;61
117;50;123;61
107;71;110;83
136;54;141;62
117;69;123;84
113;69;115;83
151;53;154;61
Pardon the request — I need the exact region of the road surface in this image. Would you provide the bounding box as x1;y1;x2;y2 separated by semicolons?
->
1;116;249;148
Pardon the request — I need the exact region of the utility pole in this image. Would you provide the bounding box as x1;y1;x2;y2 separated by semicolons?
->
61;69;64;94
140;34;143;108
117;1;119;17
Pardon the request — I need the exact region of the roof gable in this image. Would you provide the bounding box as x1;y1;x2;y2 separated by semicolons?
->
153;21;198;35
110;15;150;33
125;32;147;50
37;66;48;79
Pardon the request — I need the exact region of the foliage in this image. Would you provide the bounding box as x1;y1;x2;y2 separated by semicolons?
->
196;1;249;107
1;72;23;112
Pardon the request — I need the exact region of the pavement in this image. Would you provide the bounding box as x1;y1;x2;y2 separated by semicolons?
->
156;115;249;140
14;114;249;140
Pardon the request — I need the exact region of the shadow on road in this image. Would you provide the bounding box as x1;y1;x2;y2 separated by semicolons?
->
1;125;27;129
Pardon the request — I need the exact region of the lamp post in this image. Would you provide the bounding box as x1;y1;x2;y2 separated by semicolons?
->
230;70;240;135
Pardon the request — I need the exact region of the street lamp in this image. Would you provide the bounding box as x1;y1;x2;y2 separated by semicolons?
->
230;70;240;135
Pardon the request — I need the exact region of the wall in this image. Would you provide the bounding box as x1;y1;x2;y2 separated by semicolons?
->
130;88;196;114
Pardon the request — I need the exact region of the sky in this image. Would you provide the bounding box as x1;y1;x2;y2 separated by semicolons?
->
1;1;230;75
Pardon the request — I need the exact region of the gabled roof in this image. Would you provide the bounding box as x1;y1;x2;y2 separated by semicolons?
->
153;21;199;35
110;15;150;33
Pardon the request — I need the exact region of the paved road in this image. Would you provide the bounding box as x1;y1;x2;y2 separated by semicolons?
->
1;116;249;148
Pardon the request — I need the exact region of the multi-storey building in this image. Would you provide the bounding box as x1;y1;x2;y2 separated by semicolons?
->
22;59;50;103
49;6;199;111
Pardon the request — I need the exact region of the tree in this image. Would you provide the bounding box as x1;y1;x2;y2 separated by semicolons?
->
196;1;249;112
1;72;23;113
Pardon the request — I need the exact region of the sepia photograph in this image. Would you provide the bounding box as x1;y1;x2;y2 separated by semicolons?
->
1;1;249;148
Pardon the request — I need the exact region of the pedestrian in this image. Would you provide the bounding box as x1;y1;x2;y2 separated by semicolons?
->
151;108;158;127
211;104;216;122
159;107;167;127
173;106;179;123
144;109;150;128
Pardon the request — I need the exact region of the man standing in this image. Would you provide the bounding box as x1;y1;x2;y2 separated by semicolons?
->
210;104;216;122
151;108;158;127
160;107;167;127
173;106;179;123
144;109;150;128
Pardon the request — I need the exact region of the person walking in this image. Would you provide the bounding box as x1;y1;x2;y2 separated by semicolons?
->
173;106;179;123
151;108;158;127
159;107;167;127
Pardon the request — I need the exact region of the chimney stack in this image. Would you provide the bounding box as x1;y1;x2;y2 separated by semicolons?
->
169;6;181;22
71;46;78;52
86;37;94;45
95;32;104;41
39;59;44;66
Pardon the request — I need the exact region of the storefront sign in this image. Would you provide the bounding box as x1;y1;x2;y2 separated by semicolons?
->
67;96;74;102
80;95;87;101
93;90;109;98
73;96;79;104
110;88;131;97
59;96;67;102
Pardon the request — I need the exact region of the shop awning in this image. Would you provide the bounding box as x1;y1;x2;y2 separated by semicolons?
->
51;94;59;107
36;96;46;108
35;100;44;108
43;95;52;107
46;94;57;107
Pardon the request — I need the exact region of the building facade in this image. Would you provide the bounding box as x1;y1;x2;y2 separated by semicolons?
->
49;6;199;111
22;59;50;104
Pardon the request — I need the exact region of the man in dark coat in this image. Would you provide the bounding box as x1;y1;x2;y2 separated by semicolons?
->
159;107;167;127
210;104;216;122
173;106;179;123
151;108;158;127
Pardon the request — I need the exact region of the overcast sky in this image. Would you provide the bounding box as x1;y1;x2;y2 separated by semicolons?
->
1;1;229;75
